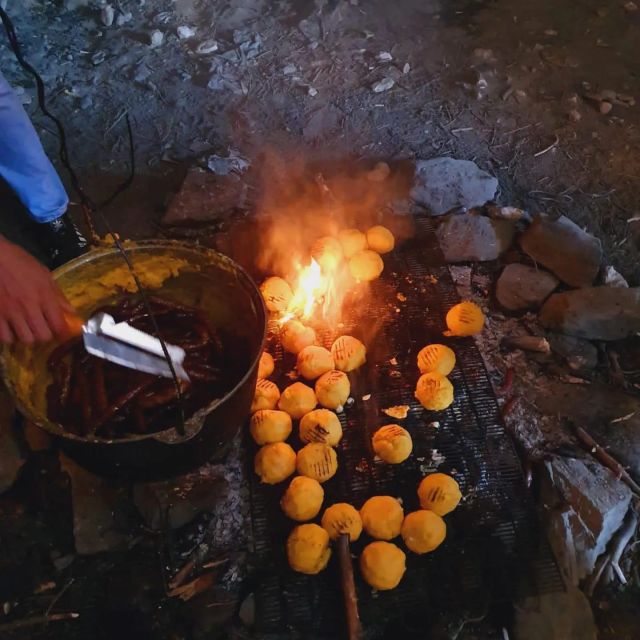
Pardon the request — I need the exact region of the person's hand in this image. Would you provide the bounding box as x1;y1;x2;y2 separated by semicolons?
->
0;236;74;344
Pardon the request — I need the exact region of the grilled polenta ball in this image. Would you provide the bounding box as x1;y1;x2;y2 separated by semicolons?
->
315;370;350;410
278;382;317;419
281;476;325;521
250;410;292;445
360;542;406;590
417;473;462;516
257;351;275;379
331;335;366;372
321;503;363;541
299;409;343;446
360;496;404;540
297;345;335;380
337;228;368;258
417;344;456;376
372;425;413;464
444;301;485;337
349;249;384;282
296;443;338;483
287;524;332;575
415;373;454;411
260;276;292;313
281;319;316;354
366;225;395;254
401;510;446;554
311;236;343;272
254;442;296;484
251;379;280;413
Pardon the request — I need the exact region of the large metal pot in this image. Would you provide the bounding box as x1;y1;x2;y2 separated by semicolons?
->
0;240;266;481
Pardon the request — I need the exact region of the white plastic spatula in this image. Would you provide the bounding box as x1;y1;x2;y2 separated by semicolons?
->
82;312;190;381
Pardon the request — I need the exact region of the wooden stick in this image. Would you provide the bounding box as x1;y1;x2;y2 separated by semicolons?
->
337;534;362;640
0;612;79;631
573;425;640;496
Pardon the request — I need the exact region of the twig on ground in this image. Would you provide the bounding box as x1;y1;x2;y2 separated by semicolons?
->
0;612;79;632
533;135;559;157
573;425;640;496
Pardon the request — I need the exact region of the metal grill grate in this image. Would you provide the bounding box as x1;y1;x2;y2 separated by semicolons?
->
245;215;563;636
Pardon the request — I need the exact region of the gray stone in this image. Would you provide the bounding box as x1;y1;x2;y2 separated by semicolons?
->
133;465;227;530
0;390;24;494
496;263;559;310
539;287;640;340
100;4;114;27
149;29;164;48
115;11;132;26
519;214;602;287
603;265;628;288
60;455;128;554
435;213;515;262
515;585;597;640
542;455;631;584
161;167;249;227
547;333;598;371
411;158;498;215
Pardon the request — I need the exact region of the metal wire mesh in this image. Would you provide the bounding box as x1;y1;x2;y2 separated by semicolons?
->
246;215;563;636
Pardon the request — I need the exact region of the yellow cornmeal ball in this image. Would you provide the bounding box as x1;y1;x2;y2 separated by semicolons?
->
258;351;275;379
417;344;456;376
401;510;446;554
315;370;350;410
297;345;335;380
418;473;462;516
254;442;296;484
415;373;454;411
278;382;317;419
366;225;395;254
287;524;332;575
260;277;293;313
444;301;485;337
281;320;316;355
321;503;363;542
251;379;280;413
372;425;413;464
299;409;343;446
331;335;366;372
337;228;368;258
349;250;384;282
281;476;325;522
360;542;406;591
250;410;292;445
360;496;404;540
311;236;343;272
296;443;338;483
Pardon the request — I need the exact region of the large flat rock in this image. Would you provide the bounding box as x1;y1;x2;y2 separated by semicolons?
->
542;455;631;584
496;263;559;310
519;214;602;287
411;157;498;215
435;213;515;262
161;167;248;227
539;286;640;340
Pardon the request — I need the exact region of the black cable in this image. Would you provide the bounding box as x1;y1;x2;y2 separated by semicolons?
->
0;6;187;436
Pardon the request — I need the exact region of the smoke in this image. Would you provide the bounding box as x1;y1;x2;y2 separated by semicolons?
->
254;148;414;281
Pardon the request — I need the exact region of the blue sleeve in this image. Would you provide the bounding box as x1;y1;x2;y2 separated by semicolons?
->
0;71;68;223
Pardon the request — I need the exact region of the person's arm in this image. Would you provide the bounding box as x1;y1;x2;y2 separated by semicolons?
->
0;71;69;222
0;235;73;343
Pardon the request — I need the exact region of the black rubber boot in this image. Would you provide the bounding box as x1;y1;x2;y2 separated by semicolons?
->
31;213;88;269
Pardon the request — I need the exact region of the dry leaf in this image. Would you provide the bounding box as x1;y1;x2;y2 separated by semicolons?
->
383;405;410;419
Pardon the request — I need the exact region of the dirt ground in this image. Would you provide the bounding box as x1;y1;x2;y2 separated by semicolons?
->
1;0;640;638
1;0;639;279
